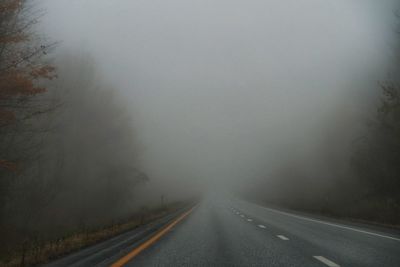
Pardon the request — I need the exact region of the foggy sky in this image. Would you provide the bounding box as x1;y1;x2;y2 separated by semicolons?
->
38;0;399;198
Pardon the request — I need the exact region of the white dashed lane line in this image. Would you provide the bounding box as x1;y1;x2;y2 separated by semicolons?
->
232;208;342;267
277;235;289;240
313;256;340;267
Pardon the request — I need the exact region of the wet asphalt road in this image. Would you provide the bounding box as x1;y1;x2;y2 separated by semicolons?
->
127;196;400;267
45;195;400;267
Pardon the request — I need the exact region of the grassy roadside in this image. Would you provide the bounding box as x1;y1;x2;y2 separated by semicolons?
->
0;202;186;267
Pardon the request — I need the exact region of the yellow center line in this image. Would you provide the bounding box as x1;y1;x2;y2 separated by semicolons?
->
111;207;195;267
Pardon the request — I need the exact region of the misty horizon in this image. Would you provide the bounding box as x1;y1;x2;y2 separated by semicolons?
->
37;0;399;197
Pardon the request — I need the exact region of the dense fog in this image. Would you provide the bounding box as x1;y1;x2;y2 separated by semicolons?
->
38;0;399;197
1;0;400;262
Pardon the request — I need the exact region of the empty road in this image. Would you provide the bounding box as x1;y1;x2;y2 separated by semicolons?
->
47;195;400;267
119;196;400;267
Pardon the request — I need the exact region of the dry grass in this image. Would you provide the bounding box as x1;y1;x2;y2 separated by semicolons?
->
0;204;182;267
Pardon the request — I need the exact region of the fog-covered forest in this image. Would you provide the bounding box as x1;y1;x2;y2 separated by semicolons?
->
0;1;156;262
1;0;400;266
240;10;400;223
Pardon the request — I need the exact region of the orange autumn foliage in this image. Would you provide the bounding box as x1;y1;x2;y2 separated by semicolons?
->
0;70;47;97
0;159;17;171
0;0;21;13
0;0;56;170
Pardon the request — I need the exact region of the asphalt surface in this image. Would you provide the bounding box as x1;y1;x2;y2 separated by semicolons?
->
127;196;400;267
45;195;400;266
43;208;189;267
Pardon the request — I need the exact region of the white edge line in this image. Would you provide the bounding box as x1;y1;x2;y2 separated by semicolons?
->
277;235;289;240
260;206;400;241
313;256;340;267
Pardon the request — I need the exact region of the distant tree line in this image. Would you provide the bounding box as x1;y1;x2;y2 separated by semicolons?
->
245;12;400;225
0;0;147;258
